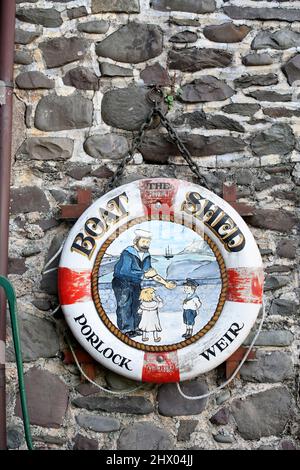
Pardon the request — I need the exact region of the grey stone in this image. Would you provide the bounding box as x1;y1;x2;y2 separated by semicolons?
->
140;133;245;162
168;47;232;72
151;0;216;14
263;108;300;118
22;243;41;257
140;63;170;86
32;299;52;311
240;351;293;383
35;93;93;131
242;53;273;66
224;6;300;22
73;396;154;414
282;54;300;85
252;29;300;50
63;67;99;90
181;76;234;102
265;265;292;274
105;371;138;391
10;186;49;215
251;124;295;156
100;63;133;77
40;37;90;68
50;189;67;204
270;299;298;316
96;23;163;64
15;28;40;45
38;218;59;232
234;73;278;89
8;258;27;275
73;434;98;450
67;165;91;180
279;439;298;450
213;432;234;444
118;422;173;450
264;275;290;291
18;137;74;161
91;166;114;179
34;435;66;446
272;188;300;203
14;50;33;65
15;71;54;90
15;368;69;428
244;330;294;347
177;420;198;441
78;20;109;34
158;378;208;416
277;239;297;259
203;23;250;43
222;103;260;116
76;414;120;432
101;85;158;131
231;387;293;440
7;313;59;362
169;31;198;43
75;383;101;396
236;169;254;185
16;8;63;28
40;233;64;296
173;111;245;132
248;209;297;232
92;0;140;13
210;408;230;425
216;390;231;405
170;17;200;26
7;426;23;449
67;6;88;20
247;90;292;102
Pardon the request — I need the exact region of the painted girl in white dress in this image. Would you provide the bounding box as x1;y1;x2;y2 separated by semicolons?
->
138;287;163;342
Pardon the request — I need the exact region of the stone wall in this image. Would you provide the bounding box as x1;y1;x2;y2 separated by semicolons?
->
7;0;299;450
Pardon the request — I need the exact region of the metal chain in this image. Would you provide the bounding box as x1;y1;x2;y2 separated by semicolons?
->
155;107;207;188
105;90;207;191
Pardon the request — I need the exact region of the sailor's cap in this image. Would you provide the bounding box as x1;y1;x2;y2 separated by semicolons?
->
134;229;152;239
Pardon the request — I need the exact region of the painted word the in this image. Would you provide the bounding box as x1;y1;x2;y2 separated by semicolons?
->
200;322;245;361
182;191;245;252
71;192;129;259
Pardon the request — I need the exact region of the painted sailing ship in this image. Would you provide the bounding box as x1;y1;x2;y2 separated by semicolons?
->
164;245;174;260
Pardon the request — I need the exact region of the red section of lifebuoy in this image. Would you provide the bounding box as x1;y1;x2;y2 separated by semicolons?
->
58;267;92;305
227;268;264;304
139;179;179;217
142;351;180;382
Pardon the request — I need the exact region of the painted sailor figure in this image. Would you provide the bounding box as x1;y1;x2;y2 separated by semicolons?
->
112;229;175;338
182;278;202;339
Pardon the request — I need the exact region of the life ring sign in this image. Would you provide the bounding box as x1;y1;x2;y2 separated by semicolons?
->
59;179;263;383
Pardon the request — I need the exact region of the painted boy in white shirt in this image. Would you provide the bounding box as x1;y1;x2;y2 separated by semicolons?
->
182;278;202;339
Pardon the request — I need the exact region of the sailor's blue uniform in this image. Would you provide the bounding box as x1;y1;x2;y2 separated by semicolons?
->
112;246;152;333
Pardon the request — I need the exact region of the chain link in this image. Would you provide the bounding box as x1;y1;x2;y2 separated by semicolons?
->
105;94;207;191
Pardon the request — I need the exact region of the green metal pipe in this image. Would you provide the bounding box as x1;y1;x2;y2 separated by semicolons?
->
0;276;33;450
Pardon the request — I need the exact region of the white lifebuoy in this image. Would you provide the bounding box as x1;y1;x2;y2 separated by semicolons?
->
59;178;263;383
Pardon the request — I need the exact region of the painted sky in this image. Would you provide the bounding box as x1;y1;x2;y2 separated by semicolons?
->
106;220;208;256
